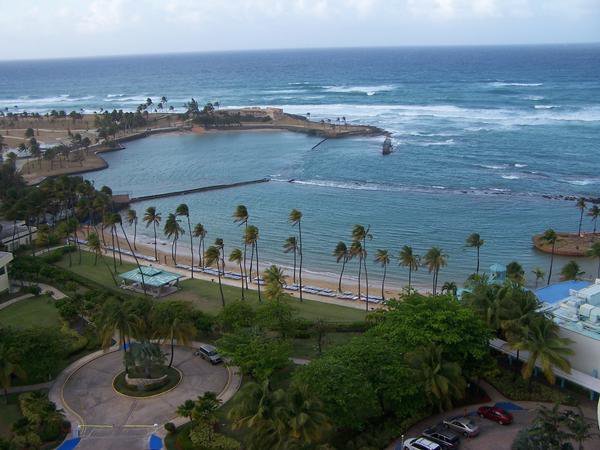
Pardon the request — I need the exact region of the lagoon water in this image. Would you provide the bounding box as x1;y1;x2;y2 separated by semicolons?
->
1;46;599;288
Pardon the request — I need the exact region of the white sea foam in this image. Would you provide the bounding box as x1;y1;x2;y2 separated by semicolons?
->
477;164;508;170
534;105;559;109
501;174;521;180
560;178;600;186
321;84;396;95
524;95;544;101
514;163;527;168
490;82;543;87
413;139;455;146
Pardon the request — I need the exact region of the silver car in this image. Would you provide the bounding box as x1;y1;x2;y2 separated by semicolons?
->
402;437;442;450
442;416;480;437
195;343;222;365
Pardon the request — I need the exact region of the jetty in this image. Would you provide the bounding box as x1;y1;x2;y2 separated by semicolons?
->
127;178;270;204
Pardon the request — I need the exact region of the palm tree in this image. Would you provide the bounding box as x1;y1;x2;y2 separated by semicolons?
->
176;203;194;278
441;281;457;296
541;229;558;285
263;265;287;302
352;224;372;310
350;240;363;300
424;246;447;295
103;212;119;271
155;306;196;367
176;399;196;419
560;260;584;281
374;249;390;300
87;231;102;265
285;383;332;444
289;209;304;302
587;241;600;279
245;225;261;302
229;248;245;300
97;299;137;360
0;344;26;403
283;236;298;284
193;223;207;269
576;197;586;236
531;267;545;289
205;245;225;307
115;213;147;295
143;206;161;261
399;245;420;289
506;261;526;286
126;209;138;250
233;205;249;289
512;315;573;388
588;205;600;233
164;213;184;264
465;233;484;274
332;241;349;292
214;237;225;275
408;344;466;411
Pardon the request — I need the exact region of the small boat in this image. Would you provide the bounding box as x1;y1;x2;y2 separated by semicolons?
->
382;137;392;155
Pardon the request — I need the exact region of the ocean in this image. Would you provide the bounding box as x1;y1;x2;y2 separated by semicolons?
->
1;45;599;289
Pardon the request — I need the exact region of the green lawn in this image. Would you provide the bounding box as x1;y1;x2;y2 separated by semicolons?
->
291;331;362;359
0;394;21;439
0;295;61;328
54;251;366;323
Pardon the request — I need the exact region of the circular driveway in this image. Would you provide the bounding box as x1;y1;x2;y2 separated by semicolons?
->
62;346;229;428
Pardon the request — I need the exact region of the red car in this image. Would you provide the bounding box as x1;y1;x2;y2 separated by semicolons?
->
477;406;513;425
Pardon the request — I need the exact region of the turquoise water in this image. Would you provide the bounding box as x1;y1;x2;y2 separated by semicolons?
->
1;46;599;288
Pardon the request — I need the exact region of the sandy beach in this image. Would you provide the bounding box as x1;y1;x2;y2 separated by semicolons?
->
81;225;421;310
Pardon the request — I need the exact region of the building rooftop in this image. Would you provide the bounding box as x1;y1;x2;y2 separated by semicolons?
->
536;279;600;341
119;266;183;287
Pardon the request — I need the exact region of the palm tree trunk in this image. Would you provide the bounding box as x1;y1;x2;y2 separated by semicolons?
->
249;243;255;281
174;238;178;264
476;246;480;274
153;222;158;261
255;242;262;302
381;264;386;301
187;218;193;279
338;258;346;292
298;222;303;302
363;238;369;306
408;266;412;289
111;227;117;272
242;222;248;291
133;219;137;250
547;243;555;285
357;257;362;299
578;209;584;235
293;248;297;284
216;260;225;307
115;225;122;265
239;260;245;300
169;333;175;367
120;223;146;295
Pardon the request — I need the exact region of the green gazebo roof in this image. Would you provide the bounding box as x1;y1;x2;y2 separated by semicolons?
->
119;266;183;287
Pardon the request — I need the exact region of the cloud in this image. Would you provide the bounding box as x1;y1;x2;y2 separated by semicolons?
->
76;0;126;33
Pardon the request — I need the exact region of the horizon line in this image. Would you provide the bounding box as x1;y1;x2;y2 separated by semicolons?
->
1;41;599;64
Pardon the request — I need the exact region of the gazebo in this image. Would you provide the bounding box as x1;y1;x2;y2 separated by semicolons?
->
119;266;183;298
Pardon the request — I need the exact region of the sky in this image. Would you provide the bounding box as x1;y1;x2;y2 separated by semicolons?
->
0;0;599;60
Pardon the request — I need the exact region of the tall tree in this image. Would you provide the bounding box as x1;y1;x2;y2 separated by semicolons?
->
587;241;600;279
263;265;287;302
560;260;584;281
408;344;466;411
506;261;526;286
205;245;225;307
245;225;261;302
289;209;304;302
87;231;102;265
587;205;600;233
126;209;138;250
352;224;372;311
153;301;197;367
374;249;390;301
424;246;447;295
332;241;349;292
540;229;558;285
465;232;484;274
350;240;363;300
512;315;573;388
531;267;545;289
399;245;420;290
283;236;298;284
576;197;586;236
143;206;161;261
176;203;194;278
229;248;245;300
164;212;184;264
233;205;249;290
0;344;26;403
193;223;207;269
115;213;147;295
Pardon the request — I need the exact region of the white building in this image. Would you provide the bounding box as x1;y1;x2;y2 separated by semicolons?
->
0;220;37;251
0;251;14;294
536;279;600;379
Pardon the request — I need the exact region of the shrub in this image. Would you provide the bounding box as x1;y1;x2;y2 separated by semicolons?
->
164;422;176;434
27;285;41;296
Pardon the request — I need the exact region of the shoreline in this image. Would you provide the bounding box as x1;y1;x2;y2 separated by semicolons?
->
84;226;423;309
532;232;600;257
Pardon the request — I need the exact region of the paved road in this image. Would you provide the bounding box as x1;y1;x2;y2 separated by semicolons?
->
61;347;229;449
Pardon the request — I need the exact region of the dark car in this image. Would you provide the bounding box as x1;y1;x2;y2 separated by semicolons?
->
195;343;222;365
422;426;460;449
477;406;513;425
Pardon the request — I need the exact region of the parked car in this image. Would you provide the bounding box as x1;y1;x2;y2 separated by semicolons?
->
403;437;443;450
442;416;480;437
422;426;460;449
477;406;513;425
194;343;222;364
